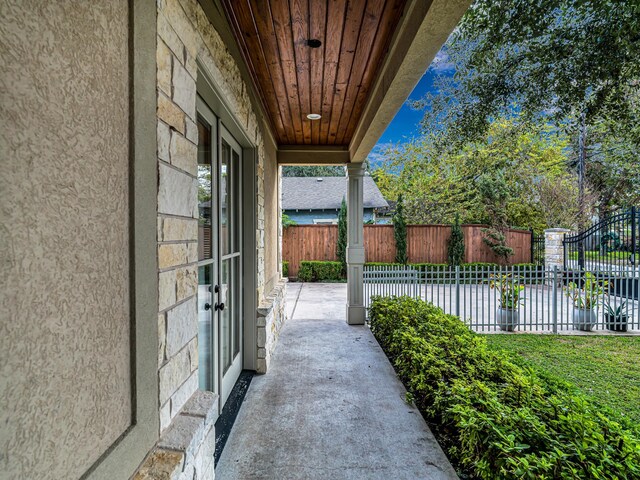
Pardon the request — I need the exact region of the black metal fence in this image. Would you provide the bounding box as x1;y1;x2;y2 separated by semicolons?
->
563;207;639;271
531;230;545;265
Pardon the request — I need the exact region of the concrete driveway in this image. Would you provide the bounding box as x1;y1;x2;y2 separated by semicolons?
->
216;282;458;480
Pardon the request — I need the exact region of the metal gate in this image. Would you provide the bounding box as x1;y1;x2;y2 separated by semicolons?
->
563;207;639;271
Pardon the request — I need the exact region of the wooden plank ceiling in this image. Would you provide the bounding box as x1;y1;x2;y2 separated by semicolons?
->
221;0;407;146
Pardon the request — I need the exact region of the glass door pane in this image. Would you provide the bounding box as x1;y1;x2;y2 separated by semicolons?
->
220;258;232;374
196;101;217;396
219;127;243;408
220;140;230;256
197;118;213;261
198;264;214;391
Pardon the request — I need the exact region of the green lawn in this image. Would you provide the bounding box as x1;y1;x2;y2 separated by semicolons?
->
568;250;630;262
484;335;640;424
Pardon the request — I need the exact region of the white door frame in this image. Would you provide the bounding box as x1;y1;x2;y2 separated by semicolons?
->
196;66;260;398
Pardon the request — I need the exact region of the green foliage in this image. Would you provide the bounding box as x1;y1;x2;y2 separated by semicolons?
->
481;228;514;264
484;335;640;425
415;1;640;147
565;273;608;310
447;214;465;266
282;261;289;278
393;195;407;264
297;261;344;282
198;167;212;203
336;198;347;272
476;173;515;263
410;1;640;216
489;273;524;309
282;166;344;177
369;296;640;479
371;118;584;230
282;212;297;228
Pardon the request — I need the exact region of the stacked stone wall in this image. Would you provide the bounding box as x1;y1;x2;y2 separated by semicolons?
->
135;0;288;477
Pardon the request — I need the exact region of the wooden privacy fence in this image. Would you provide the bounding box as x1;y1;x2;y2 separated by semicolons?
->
283;224;533;277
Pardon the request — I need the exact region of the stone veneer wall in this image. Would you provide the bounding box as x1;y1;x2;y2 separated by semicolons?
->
545;228;572;270
134;0;287;477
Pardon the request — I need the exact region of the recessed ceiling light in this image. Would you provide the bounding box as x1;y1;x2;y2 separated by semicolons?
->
307;39;322;48
307;113;321;120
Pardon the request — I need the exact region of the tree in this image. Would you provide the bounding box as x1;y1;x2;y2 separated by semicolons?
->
412;1;639;218
447;214;465;266
371;117;579;231
282;212;297;228
477;173;514;264
336;198;347;271
414;0;640;147
535;174;596;229
393;195;408;264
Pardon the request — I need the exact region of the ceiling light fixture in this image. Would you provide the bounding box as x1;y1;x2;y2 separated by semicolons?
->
306;39;322;48
306;113;321;120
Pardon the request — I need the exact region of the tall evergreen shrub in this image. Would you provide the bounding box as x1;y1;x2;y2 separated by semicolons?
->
393;195;408;264
336;198;347;271
447;214;465;266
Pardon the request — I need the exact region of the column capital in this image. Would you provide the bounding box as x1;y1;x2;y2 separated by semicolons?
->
346;162;365;176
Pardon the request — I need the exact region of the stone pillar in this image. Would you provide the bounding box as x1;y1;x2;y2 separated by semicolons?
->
346;163;366;325
545;228;571;270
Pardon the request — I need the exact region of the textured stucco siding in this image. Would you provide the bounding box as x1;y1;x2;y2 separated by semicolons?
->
0;1;131;478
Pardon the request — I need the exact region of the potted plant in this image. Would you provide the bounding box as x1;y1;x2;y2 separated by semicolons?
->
565;272;608;331
489;273;524;331
604;301;629;332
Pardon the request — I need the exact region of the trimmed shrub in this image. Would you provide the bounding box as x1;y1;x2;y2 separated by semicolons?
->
448;214;465;266
393;195;408;264
369;296;640;480
282;261;289;278
297;261;344;282
337;198;347;272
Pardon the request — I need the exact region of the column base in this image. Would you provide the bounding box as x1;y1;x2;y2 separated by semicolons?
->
346;304;366;325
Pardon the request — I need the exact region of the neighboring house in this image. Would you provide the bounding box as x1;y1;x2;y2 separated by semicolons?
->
282;177;389;224
374;199;398;225
1;1;469;479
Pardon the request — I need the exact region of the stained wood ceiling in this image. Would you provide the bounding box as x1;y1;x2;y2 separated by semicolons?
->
221;0;407;146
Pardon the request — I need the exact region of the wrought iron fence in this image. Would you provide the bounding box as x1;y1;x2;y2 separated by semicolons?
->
563;207;639;271
531;231;545;265
364;264;639;333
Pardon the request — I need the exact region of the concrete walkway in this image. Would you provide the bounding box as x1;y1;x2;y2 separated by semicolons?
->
216;283;458;480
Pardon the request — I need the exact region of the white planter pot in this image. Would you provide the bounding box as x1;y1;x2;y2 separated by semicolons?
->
572;307;597;331
496;307;519;331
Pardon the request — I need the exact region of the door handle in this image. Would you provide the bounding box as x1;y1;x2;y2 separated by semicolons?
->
204;303;212;311
215;302;225;312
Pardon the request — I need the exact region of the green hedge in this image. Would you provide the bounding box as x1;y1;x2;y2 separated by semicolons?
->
297;261;345;282
369;296;640;479
282;261;289;278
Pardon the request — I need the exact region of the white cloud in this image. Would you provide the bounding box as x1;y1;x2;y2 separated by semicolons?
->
430;49;455;73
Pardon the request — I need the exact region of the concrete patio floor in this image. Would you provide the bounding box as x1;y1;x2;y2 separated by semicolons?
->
216;282;458;480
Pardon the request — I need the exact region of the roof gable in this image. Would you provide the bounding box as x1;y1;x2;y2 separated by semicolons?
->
282;176;389;210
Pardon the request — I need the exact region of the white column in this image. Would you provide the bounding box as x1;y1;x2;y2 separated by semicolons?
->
346;163;366;325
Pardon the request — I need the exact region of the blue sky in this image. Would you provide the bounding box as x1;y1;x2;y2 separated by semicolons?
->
368;49;454;166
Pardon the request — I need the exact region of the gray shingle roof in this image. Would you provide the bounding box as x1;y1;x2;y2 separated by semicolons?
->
282;176;389;210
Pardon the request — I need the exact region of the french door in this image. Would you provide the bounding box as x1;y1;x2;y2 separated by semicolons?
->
197;96;243;410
